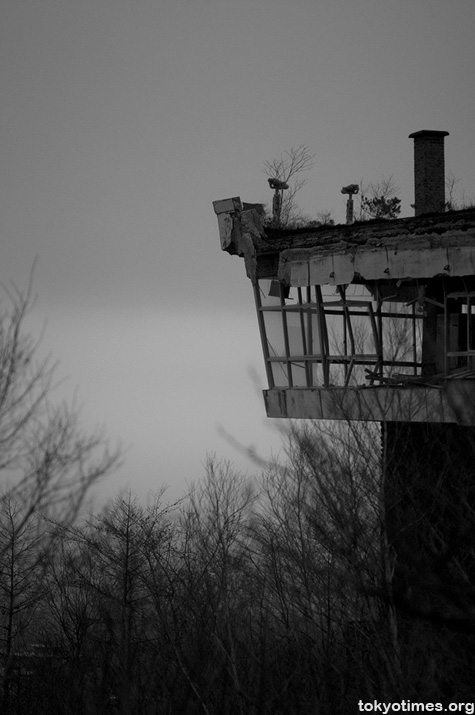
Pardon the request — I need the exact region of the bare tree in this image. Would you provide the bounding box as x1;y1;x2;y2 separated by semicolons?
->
358;175;401;220
0;496;48;712
445;171;475;210
174;457;256;714
263;145;317;227
0;279;120;534
0;277;120;712
38;489;180;714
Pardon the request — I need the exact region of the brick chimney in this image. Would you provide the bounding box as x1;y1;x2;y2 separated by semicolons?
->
409;130;449;216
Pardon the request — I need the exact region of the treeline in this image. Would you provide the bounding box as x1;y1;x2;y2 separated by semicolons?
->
2;421;473;715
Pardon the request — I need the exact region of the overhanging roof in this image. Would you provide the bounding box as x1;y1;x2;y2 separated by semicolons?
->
278;230;475;286
213;199;475;287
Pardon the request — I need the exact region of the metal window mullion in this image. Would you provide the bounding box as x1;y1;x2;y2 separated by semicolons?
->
468;297;471;354
297;287;312;386
315;285;330;387
344;359;355;387
444;285;449;375
337;285;355;351
468;296;473;369
344;303;356;355
367;302;382;383
411;303;418;375
377;298;384;374
280;287;293;387
338;286;348;382
253;282;275;389
306;286;315;384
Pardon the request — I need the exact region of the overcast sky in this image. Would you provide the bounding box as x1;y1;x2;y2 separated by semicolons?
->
1;0;474;505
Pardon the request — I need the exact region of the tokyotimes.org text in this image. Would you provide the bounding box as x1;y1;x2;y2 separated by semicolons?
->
358;702;474;714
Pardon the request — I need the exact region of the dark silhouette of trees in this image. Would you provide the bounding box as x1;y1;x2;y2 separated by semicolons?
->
359;175;401;220
0;280;120;714
0;498;48;711
1;425;474;713
0;281;120;529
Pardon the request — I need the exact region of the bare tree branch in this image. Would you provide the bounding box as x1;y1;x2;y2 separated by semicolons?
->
263;146;318;226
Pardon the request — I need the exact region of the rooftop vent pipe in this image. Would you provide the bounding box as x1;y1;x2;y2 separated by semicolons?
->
409;130;449;216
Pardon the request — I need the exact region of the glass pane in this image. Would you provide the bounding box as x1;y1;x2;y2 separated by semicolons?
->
271;361;289;387
352;314;375;355
284;288;299;306
302;309;321;355
286;310;304;356
259;279;282;308
263;311;286;357
308;361;323;386
327;313;343;356
291;361;308;387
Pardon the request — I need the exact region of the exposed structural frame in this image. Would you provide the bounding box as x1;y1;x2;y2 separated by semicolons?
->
213;197;475;425
255;279;424;390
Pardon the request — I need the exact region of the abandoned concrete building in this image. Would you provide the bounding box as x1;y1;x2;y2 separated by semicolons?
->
214;130;475;426
214;131;475;659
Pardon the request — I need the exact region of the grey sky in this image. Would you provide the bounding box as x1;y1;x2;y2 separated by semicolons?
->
1;0;474;503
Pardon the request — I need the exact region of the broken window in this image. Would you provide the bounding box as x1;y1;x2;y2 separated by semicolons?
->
254;278;425;389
